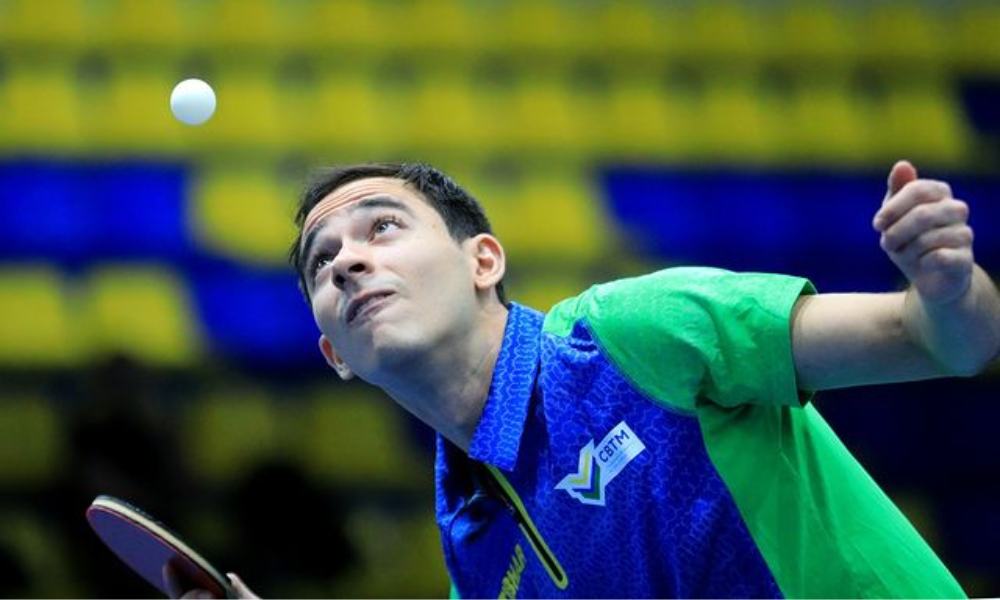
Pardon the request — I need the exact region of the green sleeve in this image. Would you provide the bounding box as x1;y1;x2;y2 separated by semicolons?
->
545;267;815;412
699;402;966;598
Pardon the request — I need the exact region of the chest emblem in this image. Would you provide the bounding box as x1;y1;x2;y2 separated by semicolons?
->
556;420;646;506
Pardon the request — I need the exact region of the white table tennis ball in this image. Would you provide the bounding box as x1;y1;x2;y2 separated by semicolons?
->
170;78;216;126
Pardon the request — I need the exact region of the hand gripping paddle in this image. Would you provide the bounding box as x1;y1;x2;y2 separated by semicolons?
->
86;495;234;598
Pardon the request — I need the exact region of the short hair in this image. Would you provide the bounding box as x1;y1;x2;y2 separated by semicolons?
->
289;162;507;306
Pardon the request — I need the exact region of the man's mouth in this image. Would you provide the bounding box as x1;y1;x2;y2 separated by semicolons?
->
346;292;394;324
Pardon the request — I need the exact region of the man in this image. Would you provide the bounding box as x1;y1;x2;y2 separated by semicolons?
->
186;160;1000;598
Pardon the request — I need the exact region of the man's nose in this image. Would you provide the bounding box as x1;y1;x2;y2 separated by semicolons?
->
332;242;370;290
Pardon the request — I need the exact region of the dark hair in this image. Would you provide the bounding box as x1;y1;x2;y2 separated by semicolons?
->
289;162;507;306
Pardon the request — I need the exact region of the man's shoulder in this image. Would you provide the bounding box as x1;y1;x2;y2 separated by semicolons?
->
543;266;735;335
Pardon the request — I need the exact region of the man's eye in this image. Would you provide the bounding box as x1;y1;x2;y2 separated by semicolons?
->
311;255;333;278
372;216;401;237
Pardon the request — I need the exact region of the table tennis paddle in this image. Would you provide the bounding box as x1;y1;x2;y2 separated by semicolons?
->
86;495;235;599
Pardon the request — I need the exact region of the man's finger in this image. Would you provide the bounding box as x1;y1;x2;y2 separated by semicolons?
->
879;198;969;252
885;159;918;202
874;178;954;233
888;224;974;266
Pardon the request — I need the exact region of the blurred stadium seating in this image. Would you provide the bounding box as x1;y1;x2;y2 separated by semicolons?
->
0;0;998;597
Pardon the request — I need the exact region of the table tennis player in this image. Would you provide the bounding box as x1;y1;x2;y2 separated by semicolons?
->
182;160;1000;598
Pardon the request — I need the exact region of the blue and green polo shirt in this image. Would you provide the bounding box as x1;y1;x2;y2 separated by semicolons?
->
435;267;965;599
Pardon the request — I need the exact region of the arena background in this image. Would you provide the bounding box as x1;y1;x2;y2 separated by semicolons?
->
0;0;998;597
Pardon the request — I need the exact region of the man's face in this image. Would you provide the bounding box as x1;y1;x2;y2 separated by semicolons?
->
299;177;481;380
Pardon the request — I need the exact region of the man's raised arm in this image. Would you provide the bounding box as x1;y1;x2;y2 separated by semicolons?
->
792;160;1000;392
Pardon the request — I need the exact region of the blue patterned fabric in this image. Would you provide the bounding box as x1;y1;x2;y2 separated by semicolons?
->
435;303;783;599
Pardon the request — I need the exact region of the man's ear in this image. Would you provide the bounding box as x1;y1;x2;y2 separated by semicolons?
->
467;233;506;293
319;335;355;380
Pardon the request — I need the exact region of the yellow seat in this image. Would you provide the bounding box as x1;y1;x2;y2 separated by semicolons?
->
293;66;396;158
875;81;971;168
0;0;91;52
192;66;290;154
683;2;768;65
501;73;597;157
0;267;79;368
81;265;202;367
695;74;780;165
0;59;83;153
514;270;592;313
856;2;944;67
776;2;859;67
478;167;610;265
600;75;700;161
781;75;876;168
404;69;492;156
949;3;1000;74
301;0;396;56
396;0;486;59
191;161;298;267
102;0;191;55
490;0;586;62
593;1;675;62
194;0;291;59
0;392;65;487
182;386;282;484
83;60;185;155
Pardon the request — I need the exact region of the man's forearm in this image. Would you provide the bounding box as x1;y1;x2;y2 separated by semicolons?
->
904;264;1000;376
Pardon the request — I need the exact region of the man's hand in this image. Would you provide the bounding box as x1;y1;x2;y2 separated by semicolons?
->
166;571;259;599
873;160;974;305
792;159;999;391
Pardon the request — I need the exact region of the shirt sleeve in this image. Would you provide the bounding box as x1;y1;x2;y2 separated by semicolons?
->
556;267;815;412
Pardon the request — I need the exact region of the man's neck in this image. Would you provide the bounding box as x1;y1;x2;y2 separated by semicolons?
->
377;302;510;453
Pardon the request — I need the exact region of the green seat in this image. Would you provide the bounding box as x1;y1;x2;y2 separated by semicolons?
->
0;393;65;488
182;386;281;484
291;386;428;490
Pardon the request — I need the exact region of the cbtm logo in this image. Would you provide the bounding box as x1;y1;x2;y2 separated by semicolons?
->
556;421;646;506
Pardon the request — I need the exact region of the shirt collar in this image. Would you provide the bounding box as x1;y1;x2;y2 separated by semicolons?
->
466;302;544;471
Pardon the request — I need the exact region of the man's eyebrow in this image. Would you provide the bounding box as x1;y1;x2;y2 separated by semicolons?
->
348;195;414;215
299;195;414;270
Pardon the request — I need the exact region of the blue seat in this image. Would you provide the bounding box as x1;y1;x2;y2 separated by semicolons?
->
0;160;189;263
190;264;318;368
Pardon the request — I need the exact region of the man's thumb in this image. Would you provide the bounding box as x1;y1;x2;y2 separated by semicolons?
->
227;573;260;599
886;159;918;200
